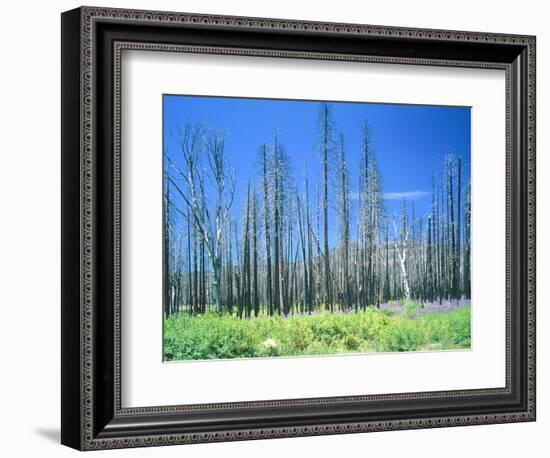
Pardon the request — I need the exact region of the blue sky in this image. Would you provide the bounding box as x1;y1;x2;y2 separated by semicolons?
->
164;94;470;243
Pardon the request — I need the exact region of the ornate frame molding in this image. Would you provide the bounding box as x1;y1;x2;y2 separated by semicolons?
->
61;6;536;450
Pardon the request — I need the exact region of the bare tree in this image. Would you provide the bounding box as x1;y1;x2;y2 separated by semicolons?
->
259;144;273;316
318;103;335;311
252;186;260;317
392;201;411;301
168;124;235;312
337;134;351;310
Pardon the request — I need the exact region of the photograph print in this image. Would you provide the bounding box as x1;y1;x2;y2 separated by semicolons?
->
162;95;471;362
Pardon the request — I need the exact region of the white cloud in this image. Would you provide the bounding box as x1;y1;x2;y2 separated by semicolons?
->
383;190;430;200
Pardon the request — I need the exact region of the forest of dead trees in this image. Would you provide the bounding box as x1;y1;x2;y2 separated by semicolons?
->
163;103;471;319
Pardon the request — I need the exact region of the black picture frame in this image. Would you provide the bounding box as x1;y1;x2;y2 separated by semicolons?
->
61;6;536;450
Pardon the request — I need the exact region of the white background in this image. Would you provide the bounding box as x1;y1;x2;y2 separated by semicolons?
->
123;52;506;407
0;0;545;457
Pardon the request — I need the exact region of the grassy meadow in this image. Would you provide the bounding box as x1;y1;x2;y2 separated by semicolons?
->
164;303;471;361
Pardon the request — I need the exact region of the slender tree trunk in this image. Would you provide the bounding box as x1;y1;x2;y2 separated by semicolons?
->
297;193;309;315
321;104;332;312
427;215;433;302
244;182;252;319
260;145;273;316
278;166;286;316
306;173;314;313
463;186;471;298
397;250;410;300
252;187;259;317
273;157;281;316
234;222;242;318
362;122;371;308
226;232;233;312
449;157;457;299
193;220;198;314
457;156;462;300
384;224;390;302
338;136;351;310
163;179;171;318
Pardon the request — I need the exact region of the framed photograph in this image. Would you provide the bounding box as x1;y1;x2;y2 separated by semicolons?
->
61;6;536;450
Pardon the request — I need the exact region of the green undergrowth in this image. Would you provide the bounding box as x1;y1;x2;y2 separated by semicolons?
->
163;305;471;361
